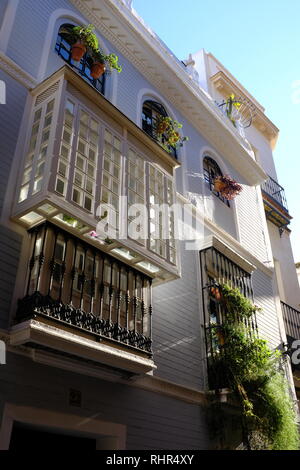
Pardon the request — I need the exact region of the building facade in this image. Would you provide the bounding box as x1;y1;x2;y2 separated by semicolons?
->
0;0;299;450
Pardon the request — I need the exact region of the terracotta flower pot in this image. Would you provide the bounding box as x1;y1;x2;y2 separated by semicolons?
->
90;62;106;79
210;286;222;301
213;179;227;193
71;42;86;61
157;121;168;134
216;329;225;346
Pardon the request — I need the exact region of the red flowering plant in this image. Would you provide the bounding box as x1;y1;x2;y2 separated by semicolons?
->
213;174;243;200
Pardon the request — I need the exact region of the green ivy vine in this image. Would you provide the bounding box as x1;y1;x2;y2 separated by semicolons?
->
212;283;299;450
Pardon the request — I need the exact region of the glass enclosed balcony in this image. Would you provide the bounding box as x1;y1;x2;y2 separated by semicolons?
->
11;66;180;284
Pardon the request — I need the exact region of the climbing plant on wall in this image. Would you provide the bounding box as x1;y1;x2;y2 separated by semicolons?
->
211;284;299;450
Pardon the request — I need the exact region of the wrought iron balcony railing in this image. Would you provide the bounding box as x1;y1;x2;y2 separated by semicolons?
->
261;176;288;212
261;176;291;229
281;301;300;342
16;222;153;356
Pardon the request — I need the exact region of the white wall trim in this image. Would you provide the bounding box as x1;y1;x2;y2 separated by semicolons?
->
37;8;88;81
36;8;118;102
199;145;241;243
0;51;36;89
0;0;19;54
0;403;126;450
135;87;179;127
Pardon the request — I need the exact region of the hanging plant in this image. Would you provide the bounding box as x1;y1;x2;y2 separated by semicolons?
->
90;49;122;79
61;24;99;61
213;175;243;200
155;115;188;153
61;24;122;75
210;283;300;450
225;93;242;128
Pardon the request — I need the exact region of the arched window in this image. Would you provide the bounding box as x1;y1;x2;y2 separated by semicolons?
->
55;23;106;95
142;100;177;158
203;156;230;207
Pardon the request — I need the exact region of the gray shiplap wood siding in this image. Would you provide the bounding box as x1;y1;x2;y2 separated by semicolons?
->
6;0;80;78
253;269;282;348
0;225;22;328
0;70;27;215
152;245;205;390
0;352;210;450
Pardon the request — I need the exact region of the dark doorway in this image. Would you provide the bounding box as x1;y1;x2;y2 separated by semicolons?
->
9;422;97;450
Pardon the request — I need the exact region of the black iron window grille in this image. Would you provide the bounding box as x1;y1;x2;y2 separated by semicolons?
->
203;156;230;207
199;247;257;389
141;100;177;159
16;223;153;355
55;23;106;95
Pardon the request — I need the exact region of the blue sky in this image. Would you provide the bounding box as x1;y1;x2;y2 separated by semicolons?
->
133;0;300;262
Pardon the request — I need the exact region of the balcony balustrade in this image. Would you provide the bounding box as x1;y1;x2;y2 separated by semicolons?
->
16;222;153;356
281;301;300;342
261;176;292;229
262;176;288;212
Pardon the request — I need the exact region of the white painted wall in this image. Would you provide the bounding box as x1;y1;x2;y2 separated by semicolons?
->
267;221;300;309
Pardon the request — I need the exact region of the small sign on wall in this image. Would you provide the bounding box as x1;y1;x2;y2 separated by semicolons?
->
69;389;82;407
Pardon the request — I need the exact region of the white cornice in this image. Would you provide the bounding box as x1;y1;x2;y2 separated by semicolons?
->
0;51;36;89
210;70;279;148
69;0;266;186
208;52;266;112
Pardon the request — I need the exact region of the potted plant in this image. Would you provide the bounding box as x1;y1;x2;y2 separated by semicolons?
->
105;53;122;73
65;24;99;61
90;50;122;79
210;285;222;301
155;116;188;152
90;49;106;79
213;177;227;193
225;93;241;128
213;175;242;200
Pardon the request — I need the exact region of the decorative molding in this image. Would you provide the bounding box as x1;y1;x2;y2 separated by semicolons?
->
0;0;19;53
0;51;36;89
197;235;257;274
210;70;279;148
0;403;126;450
133;375;207;405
